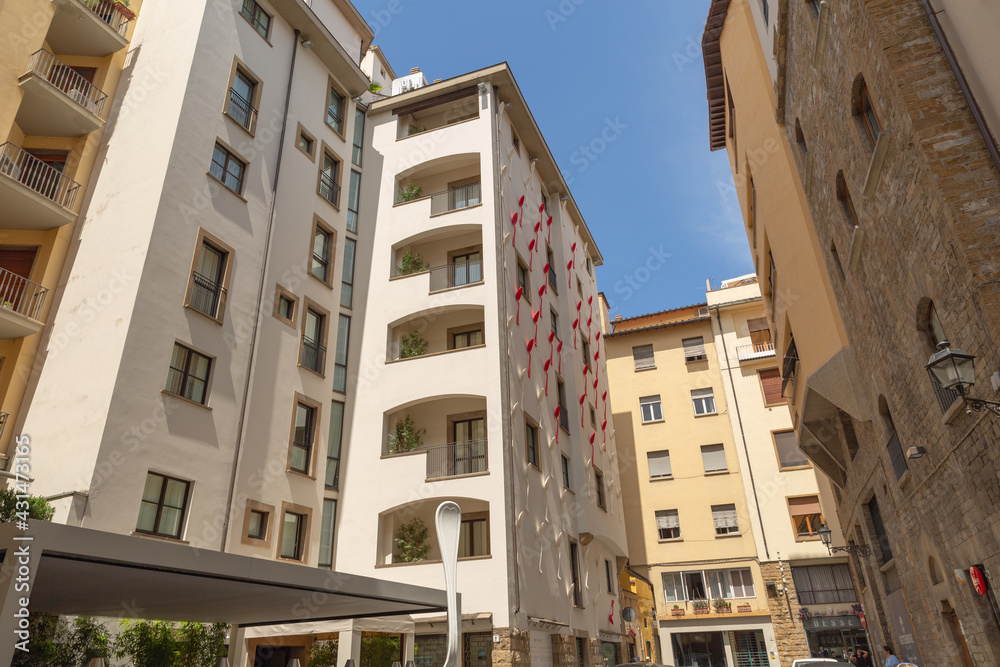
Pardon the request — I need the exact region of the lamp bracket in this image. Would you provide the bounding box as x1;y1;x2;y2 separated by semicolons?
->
830;544;872;557
964;396;1000;417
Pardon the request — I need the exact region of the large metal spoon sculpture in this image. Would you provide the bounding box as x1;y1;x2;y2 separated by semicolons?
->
436;501;462;667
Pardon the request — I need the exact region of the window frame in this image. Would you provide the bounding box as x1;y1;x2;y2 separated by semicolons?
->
682;336;707;363
224;58;261;136
788;494;824;540
208;141;247;196
299;298;330;377
164;342;213;406
605;559;615;594
241;499;275;548
325;77;347;138
333;313;351;394
859;81;882;148
691;387;717;416
317;145;344;210
341;236;357;309
557;377;569;433
458;512;491;559
318;497;338;569
561;454;572;490
639;395;663;424
184;229;234;324
326;400;346;490
632;343;655;371
793;564;857;605
647;450;672;480
352;106;365;166
546;245;558;291
516;253;530;304
287;393;322;477
525;417;540;470
569;539;582;607
273;284;299;328
711;503;740;536
134;471;191;540
772;429;811;470
309;215;337;287
238;0;272;40
277;502;312;562
295;122;316;161
758;367;786;406
594;467;606;511
700;444;728;474
655;509;681;541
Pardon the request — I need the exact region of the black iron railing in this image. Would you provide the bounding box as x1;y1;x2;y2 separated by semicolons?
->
301;336;326;373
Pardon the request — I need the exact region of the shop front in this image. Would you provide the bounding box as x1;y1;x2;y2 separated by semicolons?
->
802;615;869;661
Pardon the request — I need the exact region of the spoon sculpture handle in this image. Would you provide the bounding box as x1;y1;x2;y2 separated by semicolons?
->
436;501;462;667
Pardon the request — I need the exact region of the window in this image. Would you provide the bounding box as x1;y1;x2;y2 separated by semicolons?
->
747;318;770;344
450;250;482;287
247;509;268;540
748;173;757;248
867;497;893;563
241;501;274;547
685;571;707;600
525;419;540;469
880;401;907;481
516;256;530;303
166;343;211;405
758;368;784;406
605;559;615;593
209;143;245;194
341;237;356;309
726;75;737;165
547;246;558;290
576;277;583;297
452;328;484;349
792;564;856;604
188;236;230;320
701;444;728;473
227;68;258;133
595;469;606;511
346;170;361;233
557;379;569;431
691;388;716;415
655;509;680;540
352;107;365;165
762;0;769;25
448;180;480;210
301;306;327;374
310;218;334;284
334;314;350;393
768;250;778;308
711;503;739;535
326;401;345;490
632;344;655;371
550;309;559;337
682;337;706;362
561;455;571;490
647;450;672;479
318;498;337;568
136;472;189;539
589;405;596;428
569;540;581;606
663;572;685;602
859;81;882;147
326;83;345;134
290;401;317;474
274;286;297;326
585;257;592;276
729;569;755;598
581;336;591;371
319;152;341;207
837;171;859;229
459;514;489;558
512;131;520;156
774;430;809;469
239;0;271;39
296;124;315;159
788;495;823;538
279;510;307;561
639;395;663;423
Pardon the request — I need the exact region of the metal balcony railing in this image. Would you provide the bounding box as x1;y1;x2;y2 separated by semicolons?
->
79;0;132;34
425;440;488;479
26;50;108;116
227;88;257;133
429;257;482;292
927;369;962;413
429;182;481;215
300;336;326;373
0;267;48;322
0;143;80;210
188;271;226;318
736;340;776;362
319;171;341;207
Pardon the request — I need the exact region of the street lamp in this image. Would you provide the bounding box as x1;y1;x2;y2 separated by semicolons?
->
817;523;872;557
926;342;1000;416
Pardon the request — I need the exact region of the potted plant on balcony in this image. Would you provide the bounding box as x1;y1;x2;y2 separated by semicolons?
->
736;603;753;613
396;181;423;203
712;598;732;614
399;330;428;359
369;82;383;94
394;517;430;562
113;0;135;20
397;251;429;276
692;601;709;615
387;415;421;453
670;604;685;617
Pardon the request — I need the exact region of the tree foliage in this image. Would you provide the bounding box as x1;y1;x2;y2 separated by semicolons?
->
0;487;55;523
394;517;430;563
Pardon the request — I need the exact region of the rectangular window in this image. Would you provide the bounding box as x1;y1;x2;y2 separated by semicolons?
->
595;469;606;511
887;430;907;481
247;509;268;540
647;450;672;479
569;540;582;606
512;131;520;156
525;419;540;469
452;328;483;349
691;388;717;415
189;239;228;320
712;503;739;535
301;307;327;374
774;430;809;469
136;472;190;539
788;495;823;538
318;498;337;569
550;309;559;337
759;368;784;405
792;564;856;605
547;247;558;290
557;379;569;431
747;317;770;344
655;509;680;540
334;314;350;393
280;511;306;560
705;570;731;600
685;571;707;600
290;402;316;474
166;343;211;405
319;153;341;207
326;400;345;490
296;125;315;158
605;559;615;594
867;497;893;563
449;181;481;210
589;405;596;428
663;572;685;602
701;444;728;473
516;257;530;303
227;68;258;133
581;336;591;372
639;395;663;423
209;143;245;194
311;220;334;284
682;336;707;362
347;170;361;233
730;568;756;598
341;237;356;309
561;454;571;490
327;84;344;134
352;107;365;165
585;257;592;276
459;515;489;558
632;344;655;371
239;0;271;38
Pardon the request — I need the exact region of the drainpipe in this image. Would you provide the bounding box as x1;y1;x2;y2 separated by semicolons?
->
219;29;301;552
711;305;771;561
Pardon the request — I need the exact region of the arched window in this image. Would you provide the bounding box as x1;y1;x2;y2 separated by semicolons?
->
917;298;961;412
851;74;883;150
836;170;859;229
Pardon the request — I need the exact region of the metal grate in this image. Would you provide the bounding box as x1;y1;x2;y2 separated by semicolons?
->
731;630;769;667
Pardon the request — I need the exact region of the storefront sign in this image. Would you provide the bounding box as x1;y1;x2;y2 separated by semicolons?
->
970;566;987;595
885;589;924;667
804;615;863;630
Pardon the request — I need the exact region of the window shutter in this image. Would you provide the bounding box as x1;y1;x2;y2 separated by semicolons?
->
759;368;784;404
747;317;769;333
647;451;672;478
683;337;706;361
632;344;655;370
701;444;727;472
788;495;821;516
774;430;809;468
655;509;679;529
712;504;738;530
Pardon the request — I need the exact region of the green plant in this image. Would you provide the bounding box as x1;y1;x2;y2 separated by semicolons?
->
398;330;428;359
0;487;55;523
394;517;430;562
672;604;679;609
396;181;423;202
387;415;422;453
407;124;427;136
114;620;177;667
397;251;429;276
175;622;227;666
310;639;339;667
360;634;403;667
692;600;709;609
712;598;731;611
368;82;383;93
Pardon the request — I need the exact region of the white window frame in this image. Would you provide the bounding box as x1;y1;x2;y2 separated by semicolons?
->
655;509;680;540
712;503;740;536
639;395;663;423
691;387;717;415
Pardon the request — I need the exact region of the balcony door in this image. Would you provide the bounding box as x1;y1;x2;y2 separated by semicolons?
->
451;417;485;476
0;248;37;314
22;149;69;201
450;250;481;287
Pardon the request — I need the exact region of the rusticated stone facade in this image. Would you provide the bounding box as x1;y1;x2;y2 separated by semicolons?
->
760;561;809;666
491;627;530;667
551;633;576;667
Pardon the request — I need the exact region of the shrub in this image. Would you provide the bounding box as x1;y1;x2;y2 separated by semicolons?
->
394;518;430;562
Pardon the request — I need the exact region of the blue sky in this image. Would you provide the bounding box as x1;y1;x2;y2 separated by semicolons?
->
355;0;752;317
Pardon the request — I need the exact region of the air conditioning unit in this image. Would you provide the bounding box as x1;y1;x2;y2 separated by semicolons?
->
698;306;709;318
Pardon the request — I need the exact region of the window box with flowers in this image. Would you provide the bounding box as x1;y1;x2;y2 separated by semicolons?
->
692;601;710;615
712;598;732;614
670;605;685;617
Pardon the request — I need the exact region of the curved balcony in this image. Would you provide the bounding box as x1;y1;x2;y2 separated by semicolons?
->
48;0;132;57
388;304;485;362
0;143;80;229
382;394;489;476
377;496;491;567
17;50;107;137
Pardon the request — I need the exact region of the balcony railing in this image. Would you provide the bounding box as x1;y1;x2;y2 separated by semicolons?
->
429;257;483;292
736;340;776;362
425;440;488;479
319;171;341;207
188;271;226;318
429;183;481;216
0;143;80;210
227;88;257;133
0;412;7;440
79;0;132;35
0;267;48;322
301;336;327;373
26;50;108;116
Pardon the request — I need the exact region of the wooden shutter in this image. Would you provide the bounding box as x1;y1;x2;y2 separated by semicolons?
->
655;509;679;530
712;504;738;530
748;317;771;344
788;495;821;516
683;336;706;361
632;344;655;370
0;249;37;279
759;368;784;405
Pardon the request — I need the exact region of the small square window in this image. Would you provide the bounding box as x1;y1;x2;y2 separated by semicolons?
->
247;509;268;540
296;124;316;159
273;285;298;327
239;0;271;39
278;295;295;319
647;450;672;479
682;337;706;362
692;388;717;415
701;444;728;473
655;509;680;540
165;343;212;405
632;344;655;371
712;503;739;536
639;395;662;423
209;142;246;195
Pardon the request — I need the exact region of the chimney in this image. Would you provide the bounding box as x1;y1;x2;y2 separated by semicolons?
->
614;315;622;322
410;67;421;74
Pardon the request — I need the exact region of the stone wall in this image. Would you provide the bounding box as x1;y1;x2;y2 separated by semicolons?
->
415;634;447;667
492;627;530;667
551;633;576;667
760;561;810;666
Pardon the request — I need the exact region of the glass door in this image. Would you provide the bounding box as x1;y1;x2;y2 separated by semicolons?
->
452;418;485;475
